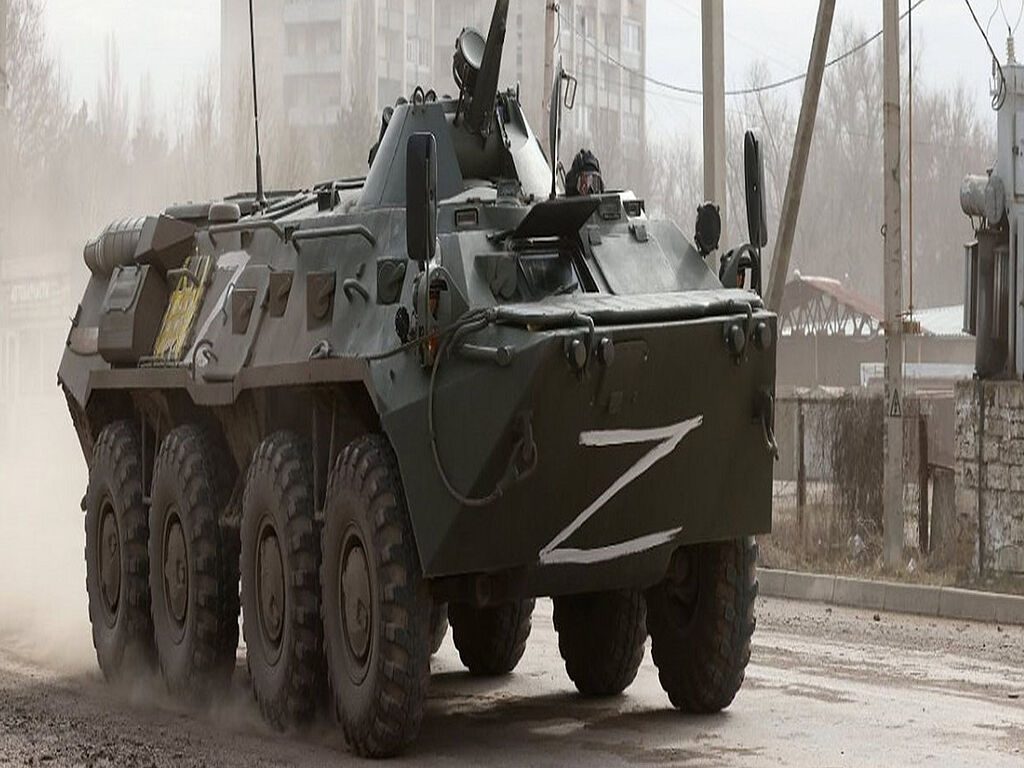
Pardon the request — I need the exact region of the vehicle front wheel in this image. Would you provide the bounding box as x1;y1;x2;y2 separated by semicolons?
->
321;434;430;758
646;537;758;712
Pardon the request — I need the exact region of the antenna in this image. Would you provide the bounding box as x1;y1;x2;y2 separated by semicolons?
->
248;0;267;208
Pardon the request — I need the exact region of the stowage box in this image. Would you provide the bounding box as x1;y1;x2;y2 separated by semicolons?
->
98;264;168;364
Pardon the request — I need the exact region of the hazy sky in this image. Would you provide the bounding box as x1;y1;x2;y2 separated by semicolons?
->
40;0;1005;141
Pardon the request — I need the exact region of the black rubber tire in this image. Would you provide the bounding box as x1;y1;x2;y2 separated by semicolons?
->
241;431;324;729
321;434;430;758
448;599;534;676
646;537;758;713
149;424;240;699
430;602;449;655
84;420;154;679
553;589;647;696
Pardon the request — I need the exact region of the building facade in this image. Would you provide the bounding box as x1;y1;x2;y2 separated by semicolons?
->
220;0;646;170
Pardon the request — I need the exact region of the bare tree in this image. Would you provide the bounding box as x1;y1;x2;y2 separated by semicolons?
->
2;0;67;176
96;35;129;159
132;73;166;168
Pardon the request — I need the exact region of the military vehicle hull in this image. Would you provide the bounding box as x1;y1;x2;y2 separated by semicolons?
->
59;0;777;756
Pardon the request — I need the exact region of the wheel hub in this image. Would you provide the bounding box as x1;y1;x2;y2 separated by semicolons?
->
163;514;189;626
98;501;121;623
340;540;372;661
257;522;285;647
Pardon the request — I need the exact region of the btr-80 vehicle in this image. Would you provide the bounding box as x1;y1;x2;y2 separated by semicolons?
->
59;0;777;757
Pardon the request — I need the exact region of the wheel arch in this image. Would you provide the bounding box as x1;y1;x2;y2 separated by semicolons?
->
76;380;383;521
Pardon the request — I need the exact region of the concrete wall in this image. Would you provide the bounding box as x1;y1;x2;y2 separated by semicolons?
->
778;333;974;389
954;380;1024;577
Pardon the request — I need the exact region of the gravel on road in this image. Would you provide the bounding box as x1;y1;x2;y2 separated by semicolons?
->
1;596;1022;767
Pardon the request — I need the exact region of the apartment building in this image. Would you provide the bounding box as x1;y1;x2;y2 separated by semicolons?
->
220;0;646;165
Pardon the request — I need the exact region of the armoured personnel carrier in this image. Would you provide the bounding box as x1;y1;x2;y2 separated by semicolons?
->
60;0;777;757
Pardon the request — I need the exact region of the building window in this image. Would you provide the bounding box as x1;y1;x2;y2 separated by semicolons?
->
579;11;591;40
623;20;642;55
407;37;419;66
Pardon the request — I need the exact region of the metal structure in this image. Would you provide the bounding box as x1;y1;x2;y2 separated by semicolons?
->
59;0;777;757
961;35;1024;379
778;274;882;337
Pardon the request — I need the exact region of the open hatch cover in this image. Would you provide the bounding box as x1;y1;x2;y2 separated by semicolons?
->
511;196;601;240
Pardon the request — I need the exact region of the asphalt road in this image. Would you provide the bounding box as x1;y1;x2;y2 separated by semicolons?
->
0;596;1022;767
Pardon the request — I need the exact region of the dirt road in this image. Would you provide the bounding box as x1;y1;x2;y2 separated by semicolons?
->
1;596;1022;767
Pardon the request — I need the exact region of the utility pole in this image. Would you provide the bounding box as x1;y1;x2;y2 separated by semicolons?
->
543;2;558;118
0;0;8;136
765;0;835;312
701;0;726;238
882;0;905;569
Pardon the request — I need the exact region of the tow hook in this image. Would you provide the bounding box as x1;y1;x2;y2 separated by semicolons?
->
755;388;779;460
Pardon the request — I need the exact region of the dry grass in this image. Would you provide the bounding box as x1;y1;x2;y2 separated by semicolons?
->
761;502;1024;594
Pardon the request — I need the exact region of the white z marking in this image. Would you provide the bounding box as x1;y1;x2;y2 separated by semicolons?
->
538;415;703;566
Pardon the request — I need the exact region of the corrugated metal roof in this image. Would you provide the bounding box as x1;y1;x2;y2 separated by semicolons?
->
913;305;968;337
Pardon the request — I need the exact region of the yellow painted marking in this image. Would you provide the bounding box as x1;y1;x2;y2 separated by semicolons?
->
152;253;213;363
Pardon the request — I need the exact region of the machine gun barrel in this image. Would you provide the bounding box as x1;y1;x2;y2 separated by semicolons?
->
464;0;509;136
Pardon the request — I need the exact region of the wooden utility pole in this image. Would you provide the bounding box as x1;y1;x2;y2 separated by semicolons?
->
701;0;726;238
882;0;905;569
765;0;835;312
543;2;558;117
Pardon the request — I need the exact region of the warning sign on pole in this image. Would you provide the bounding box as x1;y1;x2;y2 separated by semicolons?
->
888;389;902;418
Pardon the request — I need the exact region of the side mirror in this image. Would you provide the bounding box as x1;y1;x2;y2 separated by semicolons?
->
744;131;768;248
406;132;438;264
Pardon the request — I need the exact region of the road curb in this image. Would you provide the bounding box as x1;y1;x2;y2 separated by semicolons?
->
757;568;1024;625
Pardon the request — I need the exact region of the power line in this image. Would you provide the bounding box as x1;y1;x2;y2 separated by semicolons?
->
964;0;1007;109
997;0;1024;32
558;0;929;98
660;0;806;77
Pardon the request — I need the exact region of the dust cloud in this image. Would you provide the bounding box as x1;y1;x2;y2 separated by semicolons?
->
0;341;95;675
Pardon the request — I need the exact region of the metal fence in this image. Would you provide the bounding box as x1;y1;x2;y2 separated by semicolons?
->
771;389;956;565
